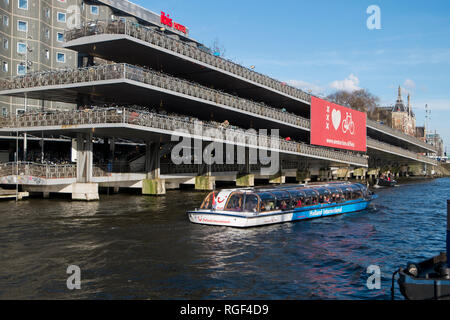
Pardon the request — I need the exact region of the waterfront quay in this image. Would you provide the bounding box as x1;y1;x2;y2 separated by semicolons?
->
0;8;442;201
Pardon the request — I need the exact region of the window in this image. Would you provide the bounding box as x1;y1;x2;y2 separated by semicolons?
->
57;32;64;42
2;62;8;72
2;108;7;117
3;38;8;50
17;42;26;54
3;15;9;27
45;29;50;39
57;12;66;22
17;20;27;32
44;49;49;60
225;193;244;211
45;8;50;19
4;0;9;6
56;52;65;63
90;5;99;15
17;64;26;75
18;0;27;10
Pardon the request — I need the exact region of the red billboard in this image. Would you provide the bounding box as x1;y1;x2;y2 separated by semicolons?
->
310;96;367;152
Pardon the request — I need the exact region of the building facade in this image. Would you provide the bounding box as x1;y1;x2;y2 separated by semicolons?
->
0;0;195;115
373;86;417;137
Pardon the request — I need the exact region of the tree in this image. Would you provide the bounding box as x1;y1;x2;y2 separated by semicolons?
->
327;89;380;115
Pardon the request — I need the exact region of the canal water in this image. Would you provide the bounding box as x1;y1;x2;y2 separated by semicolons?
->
0;178;449;300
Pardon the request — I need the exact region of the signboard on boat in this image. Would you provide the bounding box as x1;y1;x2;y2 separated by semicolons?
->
310;96;367;152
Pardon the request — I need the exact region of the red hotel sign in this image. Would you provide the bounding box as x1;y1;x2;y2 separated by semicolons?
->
161;12;187;34
310;96;367;152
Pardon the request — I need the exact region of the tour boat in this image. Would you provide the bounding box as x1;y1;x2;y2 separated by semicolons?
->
187;182;378;228
376;177;397;187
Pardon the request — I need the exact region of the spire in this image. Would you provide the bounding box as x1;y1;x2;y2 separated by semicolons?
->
393;85;406;112
408;94;411;116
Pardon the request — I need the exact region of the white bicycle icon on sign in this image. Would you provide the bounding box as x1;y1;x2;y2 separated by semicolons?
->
342;112;355;135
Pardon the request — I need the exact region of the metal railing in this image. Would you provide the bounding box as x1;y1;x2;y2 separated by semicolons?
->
367;138;438;165
64;20;312;103
0;162;76;179
63;21;437;153
0;63;437;155
0;108;368;166
367;119;437;153
160;161;301;175
0;63;311;131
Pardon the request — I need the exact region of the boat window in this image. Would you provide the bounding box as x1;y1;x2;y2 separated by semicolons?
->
200;191;218;209
327;186;344;203
271;191;292;211
302;189;319;206
316;187;332;204
287;190;306;208
258;192;276;212
354;183;368;197
244;194;259;213
225;193;244;212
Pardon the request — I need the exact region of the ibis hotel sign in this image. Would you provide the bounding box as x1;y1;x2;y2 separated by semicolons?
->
161;12;187;34
310;96;367;152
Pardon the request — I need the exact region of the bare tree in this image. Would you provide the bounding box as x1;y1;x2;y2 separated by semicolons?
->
327;89;380;118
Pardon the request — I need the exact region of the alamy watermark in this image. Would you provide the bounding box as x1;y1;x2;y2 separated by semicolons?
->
66;265;81;290
366;265;381;290
170;122;281;175
366;5;381;30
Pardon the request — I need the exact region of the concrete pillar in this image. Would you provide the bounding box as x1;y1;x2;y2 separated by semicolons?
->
72;183;99;201
236;173;255;187
336;167;350;180
143;141;166;195
76;132;94;183
269;171;285;184
236;148;254;187
318;168;331;181
142;179;166;195
296;170;310;183
195;175;215;191
354;168;367;180
73;132;99;201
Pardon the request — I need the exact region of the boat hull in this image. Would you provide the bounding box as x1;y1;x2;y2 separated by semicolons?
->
398;271;450;300
397;253;450;300
188;198;374;228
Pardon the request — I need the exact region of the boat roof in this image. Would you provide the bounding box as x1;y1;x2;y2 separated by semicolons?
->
211;182;366;195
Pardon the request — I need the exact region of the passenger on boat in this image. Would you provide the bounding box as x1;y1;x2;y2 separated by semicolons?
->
296;198;303;208
227;194;244;212
245;196;258;212
335;194;341;203
261;200;274;211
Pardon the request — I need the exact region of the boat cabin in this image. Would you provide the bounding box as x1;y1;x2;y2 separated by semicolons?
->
200;183;369;213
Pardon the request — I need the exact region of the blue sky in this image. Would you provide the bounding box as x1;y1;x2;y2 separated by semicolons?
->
133;0;450;152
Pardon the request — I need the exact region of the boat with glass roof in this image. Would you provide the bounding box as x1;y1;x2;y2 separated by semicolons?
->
187;182;377;228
